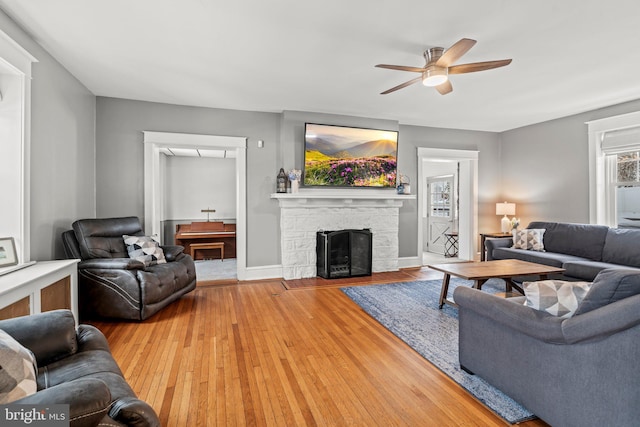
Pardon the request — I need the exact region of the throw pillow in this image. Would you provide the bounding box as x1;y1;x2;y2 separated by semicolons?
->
523;280;592;318
123;235;167;267
513;229;546;251
0;329;38;404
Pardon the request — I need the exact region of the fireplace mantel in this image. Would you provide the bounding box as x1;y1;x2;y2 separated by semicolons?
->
270;189;415;207
272;189;414;279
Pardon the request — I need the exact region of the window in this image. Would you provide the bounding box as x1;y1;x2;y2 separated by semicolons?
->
614;151;640;229
429;179;452;218
617;151;640;184
588;112;640;227
0;30;36;264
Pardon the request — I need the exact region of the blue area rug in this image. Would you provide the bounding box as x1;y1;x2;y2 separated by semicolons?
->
342;279;536;424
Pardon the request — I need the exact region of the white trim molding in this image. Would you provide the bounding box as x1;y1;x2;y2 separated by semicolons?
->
143;131;249;280
0;29;37;263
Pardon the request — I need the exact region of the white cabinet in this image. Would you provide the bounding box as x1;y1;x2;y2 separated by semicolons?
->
0;260;79;322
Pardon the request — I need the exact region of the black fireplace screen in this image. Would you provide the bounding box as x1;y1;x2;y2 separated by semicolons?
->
316;229;372;279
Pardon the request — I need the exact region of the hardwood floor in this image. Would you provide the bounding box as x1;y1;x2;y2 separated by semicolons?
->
89;270;549;426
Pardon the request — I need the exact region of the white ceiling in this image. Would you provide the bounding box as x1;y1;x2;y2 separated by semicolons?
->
1;0;640;132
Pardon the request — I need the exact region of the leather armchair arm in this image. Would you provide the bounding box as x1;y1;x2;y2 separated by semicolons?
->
160;245;184;262
0;310;77;366
110;396;161;427
78;258;145;270
16;378;111;427
484;237;512;260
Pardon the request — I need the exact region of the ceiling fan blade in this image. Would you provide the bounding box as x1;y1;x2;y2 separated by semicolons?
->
448;59;512;74
380;76;423;94
435;80;453;95
375;64;426;73
436;38;477;67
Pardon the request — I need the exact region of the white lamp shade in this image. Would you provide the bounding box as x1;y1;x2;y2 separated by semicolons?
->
496;202;516;216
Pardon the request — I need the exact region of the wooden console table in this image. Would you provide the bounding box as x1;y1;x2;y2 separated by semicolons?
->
0;260;79;322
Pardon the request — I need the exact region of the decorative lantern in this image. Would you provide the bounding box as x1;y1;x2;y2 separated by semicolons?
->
276;168;287;193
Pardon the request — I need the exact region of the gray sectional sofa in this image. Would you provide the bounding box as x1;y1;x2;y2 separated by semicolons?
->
485;221;640;280
455;268;640;427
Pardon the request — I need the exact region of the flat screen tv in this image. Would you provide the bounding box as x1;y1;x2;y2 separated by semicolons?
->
303;123;398;188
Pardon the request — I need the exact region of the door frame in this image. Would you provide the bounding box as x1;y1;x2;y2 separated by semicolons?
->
417;147;478;261
143;131;248;280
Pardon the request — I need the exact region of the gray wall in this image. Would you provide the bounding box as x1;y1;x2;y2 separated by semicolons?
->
165;155;236;220
95;97;280;267
96;101;501;264
500;98;640;228
0;9;96;261
396;125;501;255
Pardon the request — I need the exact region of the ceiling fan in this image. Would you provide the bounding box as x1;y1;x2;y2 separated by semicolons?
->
375;38;512;95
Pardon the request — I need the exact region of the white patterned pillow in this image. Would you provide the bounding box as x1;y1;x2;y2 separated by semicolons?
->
523;280;592;318
0;329;38;403
513;229;545;251
123;235;167;267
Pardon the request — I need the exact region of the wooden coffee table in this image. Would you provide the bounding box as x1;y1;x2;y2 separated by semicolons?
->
428;259;565;309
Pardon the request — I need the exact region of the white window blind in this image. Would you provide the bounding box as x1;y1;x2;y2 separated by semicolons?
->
601;126;640;154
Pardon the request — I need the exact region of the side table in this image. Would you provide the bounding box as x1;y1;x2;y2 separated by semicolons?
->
480;232;513;261
444;232;459;257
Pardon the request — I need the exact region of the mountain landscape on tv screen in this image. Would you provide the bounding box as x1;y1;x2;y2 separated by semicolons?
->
304;125;398;187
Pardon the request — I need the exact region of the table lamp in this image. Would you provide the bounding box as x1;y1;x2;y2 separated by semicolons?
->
496;202;516;233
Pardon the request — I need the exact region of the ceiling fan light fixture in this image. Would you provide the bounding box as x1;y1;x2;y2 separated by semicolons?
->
422;67;448;87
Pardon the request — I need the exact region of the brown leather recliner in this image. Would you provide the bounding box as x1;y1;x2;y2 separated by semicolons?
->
62;216;196;320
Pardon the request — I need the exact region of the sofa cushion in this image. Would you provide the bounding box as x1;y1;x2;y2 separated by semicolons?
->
492;247;585;268
123;235;166;267
563;261;640;281
601;228;640;268
0;329;38;403
513;229;545;251
574;269;640;315
527;221;609;261
523;280;592;318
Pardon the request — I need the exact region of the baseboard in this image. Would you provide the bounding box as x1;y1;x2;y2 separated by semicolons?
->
398;256;422;269
240;259;422;281
239;264;283;281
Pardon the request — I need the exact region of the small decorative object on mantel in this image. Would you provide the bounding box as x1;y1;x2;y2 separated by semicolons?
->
288;169;302;193
201;208;216;222
0;237;18;268
398;174;411;194
276;168;287;193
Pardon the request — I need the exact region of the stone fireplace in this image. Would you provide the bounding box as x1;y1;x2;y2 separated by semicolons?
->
271;190;413;280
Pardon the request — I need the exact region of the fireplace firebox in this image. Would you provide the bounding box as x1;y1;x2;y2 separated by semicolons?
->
316;229;372;279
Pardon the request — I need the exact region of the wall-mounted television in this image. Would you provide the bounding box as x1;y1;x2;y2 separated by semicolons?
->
303;123;398;188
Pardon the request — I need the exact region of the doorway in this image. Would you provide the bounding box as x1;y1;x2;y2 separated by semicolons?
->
417;148;478;263
143;132;248;280
426;175;455;255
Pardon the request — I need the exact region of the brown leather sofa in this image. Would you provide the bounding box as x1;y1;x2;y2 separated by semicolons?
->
3;310;160;427
62;216;196;320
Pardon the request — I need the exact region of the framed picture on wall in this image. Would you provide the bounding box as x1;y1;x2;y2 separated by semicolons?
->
0;237;18;268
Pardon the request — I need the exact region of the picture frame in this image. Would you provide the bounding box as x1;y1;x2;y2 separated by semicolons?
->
303;123;398;188
0;237;18;268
